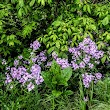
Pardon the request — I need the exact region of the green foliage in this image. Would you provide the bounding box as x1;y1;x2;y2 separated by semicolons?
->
38;1;110;61
0;0;52;57
91;103;110;110
0;0;110;110
42;60;72;97
94;77;110;102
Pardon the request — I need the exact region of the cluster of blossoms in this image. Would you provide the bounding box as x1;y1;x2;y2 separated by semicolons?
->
51;51;70;69
5;40;46;91
5;65;44;91
30;40;41;51
69;37;104;70
50;37;104;89
69;37;104;88
82;73;102;88
56;58;70;69
50;37;104;71
31;50;47;65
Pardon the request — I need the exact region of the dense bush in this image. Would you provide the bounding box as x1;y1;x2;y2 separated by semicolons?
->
0;0;110;110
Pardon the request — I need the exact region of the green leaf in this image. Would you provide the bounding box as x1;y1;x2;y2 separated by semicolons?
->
1;34;6;39
87;4;91;14
101;55;107;63
62;67;72;81
50;35;57;41
22;25;33;37
63;90;73;96
48;0;52;4
90;24;96;30
29;0;35;7
58;27;62;32
47;47;54;54
18;8;23;17
52;21;61;27
67;28;72;36
41;0;45;6
9;41;14;46
46;44;49;48
19;0;24;7
52;90;62;98
61;45;68;51
83;5;86;12
102;16;109;25
0;40;3;44
9;34;16;40
56;40;60;49
106;34;110;41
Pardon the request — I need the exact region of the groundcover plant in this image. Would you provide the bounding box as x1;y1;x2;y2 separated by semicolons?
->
0;0;110;110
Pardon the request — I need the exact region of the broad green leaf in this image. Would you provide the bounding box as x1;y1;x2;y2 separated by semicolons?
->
64;45;68;51
29;0;35;7
101;55;107;63
71;27;75;31
47;47;54;54
53;35;57;41
1;34;6;39
106;34;110;41
58;27;62;32
52;90;62;98
63;90;73;96
50;35;57;41
83;5;86;12
41;0;45;6
75;0;81;4
22;25;33;37
62;67;72;81
0;39;3;44
19;0;24;7
67;28;72;36
9;34;16;40
48;0;52;4
56;40;60;49
38;0;41;4
90;24;96;30
87;4;91;14
18;8;23;17
63;34;67;40
102;16;109;25
52;21;61;27
59;80;68;86
9;41;14;46
46;44;49;48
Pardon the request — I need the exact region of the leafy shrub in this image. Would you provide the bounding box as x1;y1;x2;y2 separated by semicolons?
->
38;1;110;63
42;60;72;97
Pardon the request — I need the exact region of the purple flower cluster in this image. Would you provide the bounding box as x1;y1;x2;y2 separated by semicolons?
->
52;52;58;59
78;37;104;59
5;40;46;92
56;58;70;68
51;51;70;68
69;37;104;70
14;59;19;67
46;61;52;67
31;51;47;64
30;40;41;51
5;65;44;91
69;47;81;58
71;61;79;70
82;72;102;88
5;73;12;84
18;55;23;59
